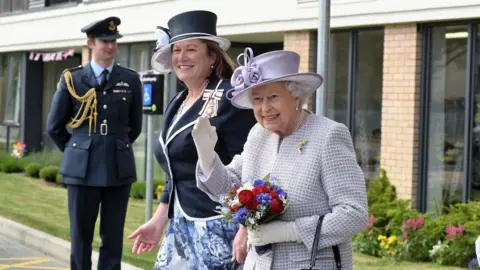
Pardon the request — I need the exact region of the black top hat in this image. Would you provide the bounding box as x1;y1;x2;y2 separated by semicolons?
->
151;10;231;73
81;16;123;41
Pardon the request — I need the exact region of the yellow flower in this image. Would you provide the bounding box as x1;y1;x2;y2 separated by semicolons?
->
378;235;387;241
379;241;385;248
387;235;397;245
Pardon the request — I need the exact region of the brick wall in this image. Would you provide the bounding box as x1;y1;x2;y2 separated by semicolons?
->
380;24;422;201
283;31;317;110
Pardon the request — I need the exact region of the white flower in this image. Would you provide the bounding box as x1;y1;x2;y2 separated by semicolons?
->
237;182;254;194
429;240;443;257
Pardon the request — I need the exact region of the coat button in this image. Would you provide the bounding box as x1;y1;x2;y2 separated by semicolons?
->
103;91;106;95
126;144;129;148
123;97;126;101
103;104;107;109
73;143;76;147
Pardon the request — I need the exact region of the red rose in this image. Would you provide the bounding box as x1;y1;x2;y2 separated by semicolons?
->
230;204;239;212
238;190;254;204
245;200;259;210
252;187;263;195
262;186;270;193
229;186;239;195
269;191;278;198
270;198;284;214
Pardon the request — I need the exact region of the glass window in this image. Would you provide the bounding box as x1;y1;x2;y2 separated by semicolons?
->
130;43;153;72
46;0;77;6
0;55;7;142
116;44;129;67
426;25;468;211
0;0;11;13
325;32;349;125
355;30;384;179
12;0;27;11
3;53;23;124
325;30;384;180
471;25;480;202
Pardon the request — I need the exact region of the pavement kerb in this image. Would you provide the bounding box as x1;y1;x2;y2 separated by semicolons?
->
0;216;143;270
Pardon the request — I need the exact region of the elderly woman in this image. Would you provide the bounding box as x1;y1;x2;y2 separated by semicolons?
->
191;48;368;270
128;11;256;269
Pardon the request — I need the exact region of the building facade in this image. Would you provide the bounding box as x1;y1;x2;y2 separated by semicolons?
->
1;0;480;212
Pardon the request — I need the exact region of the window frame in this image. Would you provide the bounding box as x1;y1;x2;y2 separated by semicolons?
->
417;20;480;212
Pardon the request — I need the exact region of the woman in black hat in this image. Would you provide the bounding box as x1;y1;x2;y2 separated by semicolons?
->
128;10;256;270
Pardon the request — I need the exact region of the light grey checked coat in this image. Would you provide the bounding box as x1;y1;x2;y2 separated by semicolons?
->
197;112;368;270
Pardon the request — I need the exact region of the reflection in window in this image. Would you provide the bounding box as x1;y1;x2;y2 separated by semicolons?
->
470;25;480;202
0;0;28;13
325;30;384;180
0;55;7;141
130;43;152;72
116;44;129;67
426;25;468;211
326;33;349;125
355;30;384;180
3;53;22;124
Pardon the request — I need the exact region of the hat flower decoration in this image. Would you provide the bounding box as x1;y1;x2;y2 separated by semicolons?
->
154;26;171;52
227;47;324;109
231;48;263;92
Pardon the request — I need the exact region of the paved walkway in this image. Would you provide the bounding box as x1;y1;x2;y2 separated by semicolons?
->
0;235;68;270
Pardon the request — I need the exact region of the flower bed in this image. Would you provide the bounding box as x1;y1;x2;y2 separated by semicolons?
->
353;169;480;269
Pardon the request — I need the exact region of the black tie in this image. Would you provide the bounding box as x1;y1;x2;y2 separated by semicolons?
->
100;69;109;89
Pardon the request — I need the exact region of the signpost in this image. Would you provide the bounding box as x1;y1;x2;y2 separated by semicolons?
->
140;71;164;222
316;0;331;116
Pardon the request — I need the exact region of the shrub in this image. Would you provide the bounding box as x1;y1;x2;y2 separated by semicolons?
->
1;158;24;173
21;150;62;168
130;179;164;199
354;167;480;268
39;166;59;183
25;162;42;178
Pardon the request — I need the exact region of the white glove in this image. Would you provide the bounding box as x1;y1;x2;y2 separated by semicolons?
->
247;221;300;246
192;117;218;175
476;235;480;261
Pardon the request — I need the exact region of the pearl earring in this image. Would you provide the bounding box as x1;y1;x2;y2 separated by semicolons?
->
295;107;299;111
210;65;214;69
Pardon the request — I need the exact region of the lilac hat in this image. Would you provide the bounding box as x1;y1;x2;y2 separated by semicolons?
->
227;47;323;109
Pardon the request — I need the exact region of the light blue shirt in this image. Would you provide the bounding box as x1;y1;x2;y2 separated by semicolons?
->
90;59;114;85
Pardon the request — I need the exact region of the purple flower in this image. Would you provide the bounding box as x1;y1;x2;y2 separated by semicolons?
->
255;193;272;206
230;61;263;92
253;179;265;187
232;207;248;224
468;258;478;269
277;189;287;199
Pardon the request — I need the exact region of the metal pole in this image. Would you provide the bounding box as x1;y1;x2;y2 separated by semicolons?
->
145;114;154;222
316;0;331;116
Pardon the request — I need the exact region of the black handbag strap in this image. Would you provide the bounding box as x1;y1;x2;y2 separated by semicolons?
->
309;215;342;270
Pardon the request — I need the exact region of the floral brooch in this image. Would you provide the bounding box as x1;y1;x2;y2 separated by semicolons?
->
297;139;308;153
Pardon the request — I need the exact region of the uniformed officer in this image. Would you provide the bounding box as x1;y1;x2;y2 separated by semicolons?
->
46;16;143;270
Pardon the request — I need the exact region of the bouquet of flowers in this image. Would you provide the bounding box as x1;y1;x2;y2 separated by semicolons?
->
216;174;289;253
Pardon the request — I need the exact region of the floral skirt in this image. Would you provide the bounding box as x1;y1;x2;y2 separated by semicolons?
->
153;209;240;270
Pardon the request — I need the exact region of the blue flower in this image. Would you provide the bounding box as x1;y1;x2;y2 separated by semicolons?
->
232;207;248;224
253;179;265;187
467;258;478;269
255;193;272;206
277;189;287;199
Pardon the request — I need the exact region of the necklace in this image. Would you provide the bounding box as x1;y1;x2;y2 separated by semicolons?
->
177;80;209;116
293;109;307;133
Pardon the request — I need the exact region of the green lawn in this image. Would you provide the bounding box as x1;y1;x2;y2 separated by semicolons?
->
0;173;158;269
0;173;466;270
